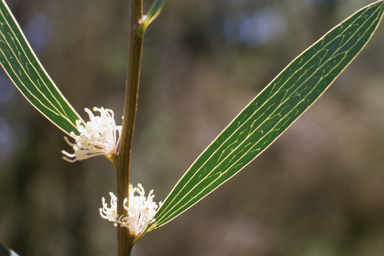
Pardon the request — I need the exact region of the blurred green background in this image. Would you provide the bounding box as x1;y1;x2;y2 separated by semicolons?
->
1;0;384;255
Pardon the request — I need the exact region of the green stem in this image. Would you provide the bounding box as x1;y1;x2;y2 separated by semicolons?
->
115;0;144;254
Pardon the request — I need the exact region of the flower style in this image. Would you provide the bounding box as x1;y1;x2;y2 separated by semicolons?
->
62;107;122;162
99;184;162;237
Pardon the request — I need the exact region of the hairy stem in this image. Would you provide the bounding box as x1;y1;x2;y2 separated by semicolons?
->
115;0;144;254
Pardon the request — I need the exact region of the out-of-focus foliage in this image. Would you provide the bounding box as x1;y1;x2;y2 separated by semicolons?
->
0;0;384;255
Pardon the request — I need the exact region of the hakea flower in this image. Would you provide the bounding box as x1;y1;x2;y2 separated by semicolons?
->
62;107;122;162
99;184;162;237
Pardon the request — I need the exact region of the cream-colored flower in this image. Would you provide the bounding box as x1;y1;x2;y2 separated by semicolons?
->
99;184;162;237
62;107;122;162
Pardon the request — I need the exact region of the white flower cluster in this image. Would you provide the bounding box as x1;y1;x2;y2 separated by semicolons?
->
62;107;122;162
99;184;162;237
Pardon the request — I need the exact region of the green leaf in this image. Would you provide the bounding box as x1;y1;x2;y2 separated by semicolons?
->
138;0;168;35
0;242;19;256
150;1;384;229
0;0;83;135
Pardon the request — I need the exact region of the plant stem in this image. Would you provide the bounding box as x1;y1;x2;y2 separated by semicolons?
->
115;0;144;255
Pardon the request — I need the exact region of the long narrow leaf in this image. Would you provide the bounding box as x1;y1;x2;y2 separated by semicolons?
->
0;0;83;135
150;1;384;229
0;242;19;256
